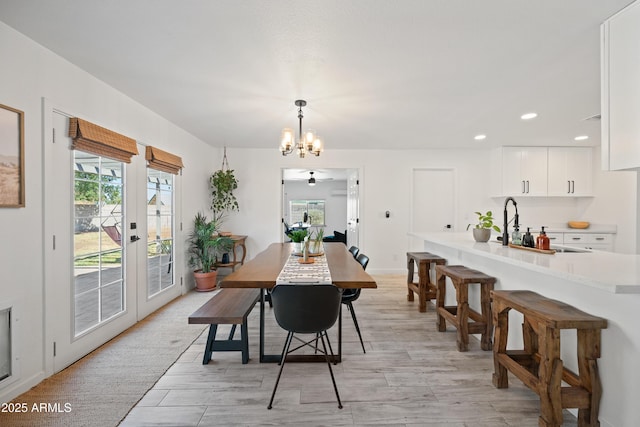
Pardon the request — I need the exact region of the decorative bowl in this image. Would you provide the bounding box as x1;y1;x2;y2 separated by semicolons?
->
568;221;590;229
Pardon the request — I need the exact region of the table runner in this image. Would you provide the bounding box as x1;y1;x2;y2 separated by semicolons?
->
275;253;333;285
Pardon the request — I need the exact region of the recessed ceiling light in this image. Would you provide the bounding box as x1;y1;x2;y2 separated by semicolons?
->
474;134;487;141
574;135;589;141
521;112;538;120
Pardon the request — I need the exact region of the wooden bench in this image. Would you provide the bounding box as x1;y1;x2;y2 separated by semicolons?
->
406;252;446;312
435;265;496;351
491;290;608;427
188;288;260;364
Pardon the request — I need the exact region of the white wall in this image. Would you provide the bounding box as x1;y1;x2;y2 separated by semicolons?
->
223;147;637;273
0;22;216;403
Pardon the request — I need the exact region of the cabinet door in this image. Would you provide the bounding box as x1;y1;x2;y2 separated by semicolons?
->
547;147;593;196
501;147;547;196
501;147;526;195
520;147;548;196
603;2;640;170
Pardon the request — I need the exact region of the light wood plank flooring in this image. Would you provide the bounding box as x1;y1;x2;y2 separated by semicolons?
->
121;275;578;426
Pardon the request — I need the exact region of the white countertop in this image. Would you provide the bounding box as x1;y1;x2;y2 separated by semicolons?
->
527;223;617;234
410;232;638;294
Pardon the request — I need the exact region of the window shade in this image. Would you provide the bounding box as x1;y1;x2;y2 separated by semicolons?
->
68;117;138;163
145;146;184;174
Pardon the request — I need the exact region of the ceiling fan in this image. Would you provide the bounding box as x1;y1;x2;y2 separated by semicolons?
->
308;171;316;186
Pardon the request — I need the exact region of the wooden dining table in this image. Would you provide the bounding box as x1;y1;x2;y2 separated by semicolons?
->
219;242;377;363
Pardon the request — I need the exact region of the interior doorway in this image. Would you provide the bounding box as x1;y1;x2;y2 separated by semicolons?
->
281;168;359;248
410;168;456;250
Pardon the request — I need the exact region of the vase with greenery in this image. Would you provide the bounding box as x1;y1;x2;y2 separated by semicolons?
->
287;229;308;253
468;211;501;242
188;212;233;291
210;148;239;224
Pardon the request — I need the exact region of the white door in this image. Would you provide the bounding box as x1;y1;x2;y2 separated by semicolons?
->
46;110;138;372
44;108;181;373
410;169;455;251
346;169;359;248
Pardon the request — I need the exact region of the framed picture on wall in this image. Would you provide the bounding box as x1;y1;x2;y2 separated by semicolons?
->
0;104;25;208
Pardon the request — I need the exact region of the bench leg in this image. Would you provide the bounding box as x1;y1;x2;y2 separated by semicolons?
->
241;319;249;364
203;324;219;365
407;257;415;302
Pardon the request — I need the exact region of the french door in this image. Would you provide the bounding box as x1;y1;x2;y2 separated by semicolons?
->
45;106;180;374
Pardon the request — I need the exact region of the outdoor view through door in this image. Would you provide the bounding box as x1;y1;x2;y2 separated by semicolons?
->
147;169;174;297
73;151;125;336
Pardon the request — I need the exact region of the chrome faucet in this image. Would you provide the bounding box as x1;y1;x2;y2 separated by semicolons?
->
502;197;519;246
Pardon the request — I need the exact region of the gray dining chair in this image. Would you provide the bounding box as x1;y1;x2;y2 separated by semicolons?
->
267;283;343;409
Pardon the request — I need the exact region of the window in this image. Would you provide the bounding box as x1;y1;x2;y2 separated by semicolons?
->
147;169;174;297
73;151;125;336
290;200;325;226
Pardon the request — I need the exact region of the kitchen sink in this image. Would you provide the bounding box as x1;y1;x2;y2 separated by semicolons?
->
550;246;590;253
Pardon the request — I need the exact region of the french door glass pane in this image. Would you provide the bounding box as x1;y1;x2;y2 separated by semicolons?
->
73;152;124;336
147;170;174;297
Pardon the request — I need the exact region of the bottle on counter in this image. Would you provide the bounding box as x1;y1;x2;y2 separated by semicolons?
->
522;227;535;248
536;226;550;250
511;225;522;245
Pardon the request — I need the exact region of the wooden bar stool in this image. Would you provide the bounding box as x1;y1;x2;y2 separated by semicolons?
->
406;252;446;312
491;290;607;427
435;265;496;351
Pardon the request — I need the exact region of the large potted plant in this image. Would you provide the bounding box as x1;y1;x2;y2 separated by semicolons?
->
468;211;501;242
188;213;233;292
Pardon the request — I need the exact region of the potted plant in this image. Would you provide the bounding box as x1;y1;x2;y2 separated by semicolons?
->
287;229;308;253
188;213;233;292
468;211;501;242
210;148;239;226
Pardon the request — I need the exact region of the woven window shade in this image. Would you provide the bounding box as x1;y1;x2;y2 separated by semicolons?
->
145;146;184;174
68;117;138;163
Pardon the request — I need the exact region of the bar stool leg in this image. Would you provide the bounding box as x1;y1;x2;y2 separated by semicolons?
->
418;261;428;312
538;326;563;427
454;280;470;352
577;329;603;427
480;282;494;350
436;270;447;332
406;256;415;302
492;301;509;389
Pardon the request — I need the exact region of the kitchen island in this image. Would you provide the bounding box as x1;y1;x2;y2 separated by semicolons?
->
411;232;639;427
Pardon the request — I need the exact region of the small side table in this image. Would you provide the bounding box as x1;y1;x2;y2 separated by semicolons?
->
216;235;247;272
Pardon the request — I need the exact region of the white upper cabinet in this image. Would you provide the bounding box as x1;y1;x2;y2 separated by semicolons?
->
500;147;548;197
493;147;593;197
601;1;640;170
547;147;593;196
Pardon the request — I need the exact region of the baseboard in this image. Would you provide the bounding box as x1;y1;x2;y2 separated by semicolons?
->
0;370;46;404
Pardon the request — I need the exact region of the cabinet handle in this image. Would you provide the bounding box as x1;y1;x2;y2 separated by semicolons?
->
526;180;530;193
522;180;525;193
571;237;581;241
596;237;605;241
571;180;575;193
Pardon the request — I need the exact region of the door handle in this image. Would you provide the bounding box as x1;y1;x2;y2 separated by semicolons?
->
130;235;141;242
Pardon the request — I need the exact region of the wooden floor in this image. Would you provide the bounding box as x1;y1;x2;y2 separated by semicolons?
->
120;275;578;426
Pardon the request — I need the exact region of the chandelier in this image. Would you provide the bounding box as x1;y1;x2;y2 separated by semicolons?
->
280;99;323;158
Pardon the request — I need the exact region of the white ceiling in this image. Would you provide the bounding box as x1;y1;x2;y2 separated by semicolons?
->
0;0;634;150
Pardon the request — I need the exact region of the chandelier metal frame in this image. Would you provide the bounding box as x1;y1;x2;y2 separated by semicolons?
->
280;99;323;158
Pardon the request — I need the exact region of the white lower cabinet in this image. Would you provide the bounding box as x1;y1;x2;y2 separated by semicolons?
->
552;232;614;251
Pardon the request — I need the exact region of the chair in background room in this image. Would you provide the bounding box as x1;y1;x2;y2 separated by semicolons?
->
267;283;343;409
341;252;369;353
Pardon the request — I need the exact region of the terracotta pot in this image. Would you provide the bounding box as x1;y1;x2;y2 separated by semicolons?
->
193;269;218;292
472;228;491;243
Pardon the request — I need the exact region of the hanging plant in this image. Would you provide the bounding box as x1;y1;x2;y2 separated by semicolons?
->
210;147;239;222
